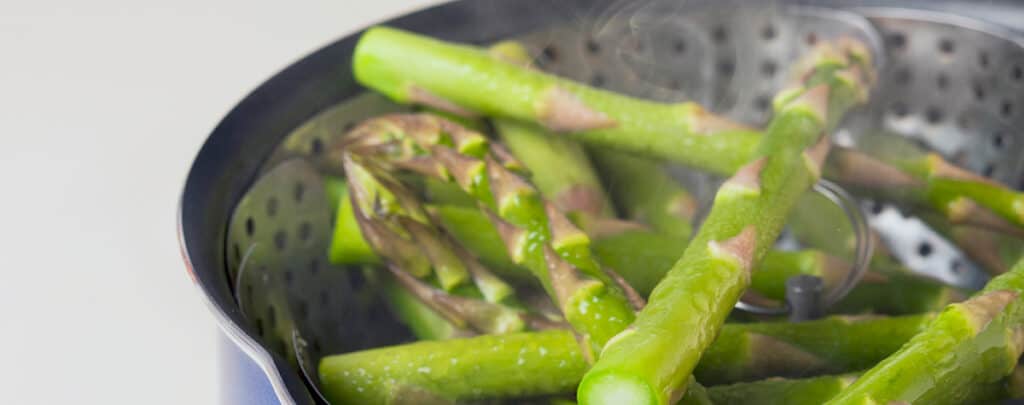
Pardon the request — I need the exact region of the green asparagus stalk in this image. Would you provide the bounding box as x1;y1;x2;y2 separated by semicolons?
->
490;107;650;309
918;210;1024;276
326;179;467;341
701;368;1024;405
697;314;931;384
590;226;963;315
500;37;699;239
831;269;965;315
328;177;379;265
535;375;859;405
578;40;873;405
353;26;1024;237
354;26;759;176
494;118;614;219
339;150;529;337
589;149;697;240
319;314;928;404
949;225;1024;275
825;255;1024;405
703;367;1024;405
828;148;1024;236
430;203;961;314
487;42;660;310
335;191;959;315
781;164;969;314
338;113;635;359
326;176;526;340
319;330;588;405
381;276;471;340
699;374;857;405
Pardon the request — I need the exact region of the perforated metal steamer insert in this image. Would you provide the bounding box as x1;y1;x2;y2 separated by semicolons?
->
223;4;1024;400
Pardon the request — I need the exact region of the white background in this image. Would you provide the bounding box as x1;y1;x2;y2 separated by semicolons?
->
0;1;441;403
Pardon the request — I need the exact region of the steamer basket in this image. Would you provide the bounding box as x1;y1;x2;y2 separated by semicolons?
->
178;1;1024;403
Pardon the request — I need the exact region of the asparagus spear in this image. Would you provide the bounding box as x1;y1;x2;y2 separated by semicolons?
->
328;177;379;265
948;225;1024;275
354;26;758;176
704;366;1024;405
699;374;857;405
494;118;614;219
588;226;963;314
319;314;928;404
577;40;873;405
329;174;543;340
496;34;698;240
825;255;1024;404
438;202;962;313
828;147;1024;236
336;192;959;314
559;374;861;405
353;26;1024;237
381;275;471;341
341;152;526;336
918;210;1024;276
488;40;649;236
319;330;587;405
698;314;931;384
338;113;636;359
589;148;697;240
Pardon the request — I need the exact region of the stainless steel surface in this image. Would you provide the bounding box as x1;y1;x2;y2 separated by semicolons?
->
847;9;1024;289
516;3;883;126
191;2;1024;403
226;158;408;383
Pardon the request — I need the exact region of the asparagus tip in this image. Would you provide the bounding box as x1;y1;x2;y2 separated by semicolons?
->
433;145;485;191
